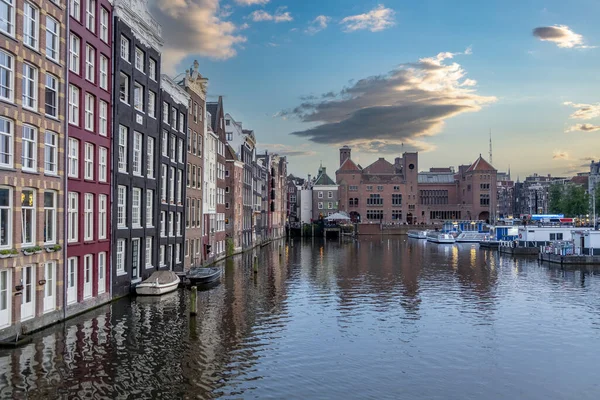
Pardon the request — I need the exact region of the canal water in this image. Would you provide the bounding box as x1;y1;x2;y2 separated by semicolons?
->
2;237;600;399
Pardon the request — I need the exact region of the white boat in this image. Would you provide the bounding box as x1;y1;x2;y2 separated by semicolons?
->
455;232;489;243
426;231;456;244
408;230;428;239
136;271;181;296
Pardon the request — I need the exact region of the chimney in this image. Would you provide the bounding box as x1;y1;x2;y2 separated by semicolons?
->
395;157;401;166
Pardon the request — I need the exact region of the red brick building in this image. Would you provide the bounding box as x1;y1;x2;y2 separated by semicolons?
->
225;144;244;251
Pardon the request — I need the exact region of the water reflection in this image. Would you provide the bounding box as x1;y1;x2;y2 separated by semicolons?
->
1;238;600;399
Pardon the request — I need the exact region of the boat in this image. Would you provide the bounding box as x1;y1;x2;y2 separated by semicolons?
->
408;230;428;239
187;267;221;285
455;232;489;243
426;231;456;244
136;271;181;296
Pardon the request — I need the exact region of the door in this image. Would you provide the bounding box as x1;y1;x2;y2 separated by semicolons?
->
97;252;106;295
43;262;56;313
67;258;77;304
21;265;35;321
132;239;140;279
83;255;93;299
0;269;11;328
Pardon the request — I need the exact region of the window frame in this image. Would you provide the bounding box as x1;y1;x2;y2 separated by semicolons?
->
99;54;108;90
84;142;94;180
44;130;58;175
45;73;59;118
117;185;126;228
69;34;80;75
132;131;142;176
67;192;78;243
21;124;37;172
0;186;12;249
0;50;14;103
84;92;94;132
45;15;60;62
99;100;107;136
43;191;57;245
0;0;15;37
84;193;94;241
132;187;141;228
98;146;107;182
85;44;95;83
68;84;80;126
22;63;38;111
23;2;39;50
98;194;107;239
67;137;79;178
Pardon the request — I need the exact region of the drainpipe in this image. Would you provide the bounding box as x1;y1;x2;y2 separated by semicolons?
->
62;0;71;322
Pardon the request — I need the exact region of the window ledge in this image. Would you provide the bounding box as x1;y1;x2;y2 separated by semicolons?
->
116;271;127;277
22;169;40;175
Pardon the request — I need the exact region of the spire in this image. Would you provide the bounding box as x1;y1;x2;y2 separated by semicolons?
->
508;164;511;180
489;129;493;166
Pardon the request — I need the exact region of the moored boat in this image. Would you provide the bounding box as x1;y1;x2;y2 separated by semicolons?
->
408;230;428;239
426;231;456;244
455;232;489;243
136;271;181;296
187;267;221;285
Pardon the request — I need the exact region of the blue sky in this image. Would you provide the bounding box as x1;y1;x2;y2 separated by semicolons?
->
152;0;600;180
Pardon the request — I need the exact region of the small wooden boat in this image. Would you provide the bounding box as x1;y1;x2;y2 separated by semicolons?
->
187;267;221;285
136;271;181;296
408;230;428;239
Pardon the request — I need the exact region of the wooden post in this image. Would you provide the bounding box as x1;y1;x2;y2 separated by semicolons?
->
190;286;197;316
253;255;258;274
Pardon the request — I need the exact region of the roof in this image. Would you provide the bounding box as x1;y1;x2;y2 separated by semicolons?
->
466;155;496;173
363;158;396;175
206;101;219;132
337;157;361;173
225;143;238;161
314;167;336;186
418;172;456;184
571;175;589;187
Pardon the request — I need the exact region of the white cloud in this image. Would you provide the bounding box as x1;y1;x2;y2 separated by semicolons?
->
259;143;317;157
566;123;600;133
235;0;269;5
305;15;330;35
533;25;593;48
553;150;569;160
340;4;395;32
249;7;293;23
151;0;247;74
563;101;600;120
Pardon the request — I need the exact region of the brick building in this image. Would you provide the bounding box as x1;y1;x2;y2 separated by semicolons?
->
0;0;66;339
206;97;226;260
179;60;206;269
225;144;244;251
65;0;113;316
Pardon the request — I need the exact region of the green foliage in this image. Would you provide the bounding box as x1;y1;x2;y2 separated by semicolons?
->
548;184;563;214
548;183;589;217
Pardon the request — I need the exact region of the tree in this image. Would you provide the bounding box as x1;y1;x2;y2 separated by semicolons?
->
548;184;563;214
563;184;589;217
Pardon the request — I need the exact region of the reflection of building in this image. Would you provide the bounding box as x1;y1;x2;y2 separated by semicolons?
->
336;146;497;224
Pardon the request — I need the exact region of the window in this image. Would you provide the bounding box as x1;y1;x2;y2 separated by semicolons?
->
162;102;169;124
21;125;37;171
99;100;107;136
367;194;383;206
392;194;402;206
170;135;176;161
98;194;107;239
318;191;323;198
161;131;168;155
134;82;143;111
149;58;156;80
480;194;490;206
100;7;108;42
98;252;106;294
86;0;95;32
118;125;127;172
45;16;59;61
186;197;190;227
43;191;56;244
119;72;129;103
132;188;141;227
22;63;37;110
0;0;15;36
99;55;108;90
85;45;95;82
168;212;174;236
0;187;11;248
84;142;94;180
191;165;196;188
178;138;183;163
84;93;94;131
120;35;129;61
135;47;144;72
0;50;13;102
146;190;153;227
192;132;197;155
45;74;58;117
377;185;384;192
169;166;175;203
69;34;80;74
145;238;152;268
179;112;184;132
367;210;384;220
159;245;165;266
116;239;125;275
147;137;155;178
23;2;38;49
70;0;80;21
84;193;93;241
175;243;181;263
98;146;107;182
176;169;182;203
44;131;57;174
68;84;79;125
148;90;156;117
68;138;79;177
187;164;191;187
177;212;182;236
171;107;177;129
161;164;167;202
318;202;323;210
117;186;126;228
160;211;166;236
67;192;78;242
133;131;142;176
193;102;198;122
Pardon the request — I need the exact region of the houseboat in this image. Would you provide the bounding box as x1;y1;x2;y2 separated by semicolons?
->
426;231;456;244
408;230;428;239
517;225;575;248
455;232;489;243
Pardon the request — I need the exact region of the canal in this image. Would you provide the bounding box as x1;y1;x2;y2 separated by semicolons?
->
1;237;600;399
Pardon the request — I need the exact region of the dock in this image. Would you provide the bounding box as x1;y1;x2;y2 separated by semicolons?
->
539;253;600;265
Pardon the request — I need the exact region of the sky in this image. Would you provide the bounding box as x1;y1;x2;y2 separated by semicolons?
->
150;0;600;180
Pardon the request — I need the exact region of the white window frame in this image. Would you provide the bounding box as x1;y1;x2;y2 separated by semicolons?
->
116;239;126;275
68;84;79;125
21;124;37;172
117;185;126;228
135;47;144;72
84;142;94;180
179;112;184;132
85;44;95;83
178;138;183;163
43;191;56;245
159;245;165;267
160;211;166;236
149;58;156;81
68;138;79;178
176;212;182;236
45;73;58;118
0;186;12;249
84;193;93;241
23;2;39;50
84;93;94;131
44;130;57;175
67;192;78;243
176;169;182;204
0;117;13;168
22;63;37;111
169;166;175;203
146;189;153;227
170;134;176;161
168;212;174;236
98;194;107;239
145;238;152;268
161;164;167;203
99;100;107;136
132;131;142;176
132;187;141;228
119;72;129;104
69;34;80;74
162;102;169;124
161;131;168;155
100;7;108;43
100;55;108;88
70;0;80;21
118;125;127;172
0;50;14;103
147;137;155;178
148;90;155;117
45;15;59;62
134;81;143;112
0;0;15;37
120;35;129;61
171;107;177;129
86;0;95;33
175;243;181;263
98;146;107;182
98;252;106;294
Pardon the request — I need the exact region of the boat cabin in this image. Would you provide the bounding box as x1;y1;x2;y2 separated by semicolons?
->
518;226;574;247
572;230;600;256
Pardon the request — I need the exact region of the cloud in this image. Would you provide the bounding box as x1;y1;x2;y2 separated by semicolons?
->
340;4;395;32
267;42;279;47
259;143;317;157
532;25;593;48
151;0;247;74
581;156;598;162
235;0;269;5
563;101;600;120
553;150;569;160
566;123;600;133
305;15;330;35
249;7;293;22
280;50;496;152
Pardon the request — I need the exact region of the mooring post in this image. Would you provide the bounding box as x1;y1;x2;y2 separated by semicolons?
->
253;255;258;274
190;286;197;316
